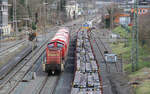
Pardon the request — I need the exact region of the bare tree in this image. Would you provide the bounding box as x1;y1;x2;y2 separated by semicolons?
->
105;3;123;29
139;13;150;46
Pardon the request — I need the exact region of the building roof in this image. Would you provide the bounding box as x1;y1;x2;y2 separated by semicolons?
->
67;1;76;6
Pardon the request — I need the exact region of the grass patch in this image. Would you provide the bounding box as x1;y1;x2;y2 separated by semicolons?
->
111;26;150;73
129;68;150;79
128;68;150;94
112;26;128;38
112;41;150;73
136;80;150;94
124;61;150;73
111;25;150;94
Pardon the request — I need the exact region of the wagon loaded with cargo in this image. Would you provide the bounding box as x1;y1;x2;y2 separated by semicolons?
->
71;29;103;94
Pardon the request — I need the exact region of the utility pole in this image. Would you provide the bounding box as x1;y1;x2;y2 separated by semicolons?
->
111;2;114;30
131;0;139;72
44;1;46;40
45;0;48;25
124;0;129;47
25;0;29;43
110;0;114;30
0;2;2;49
43;0;48;40
13;0;18;39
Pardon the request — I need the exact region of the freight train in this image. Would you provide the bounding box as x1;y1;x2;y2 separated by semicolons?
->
43;27;70;74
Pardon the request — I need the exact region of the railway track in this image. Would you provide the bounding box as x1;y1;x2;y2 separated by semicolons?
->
35;26;79;94
0;46;32;80
0;26;59;80
0;20;84;94
9;51;60;94
98;31;121;73
19;25;80;94
91;30;121;73
0;25;79;94
0;30;56;94
38;75;59;94
90;32;109;73
0;40;26;56
0;35;46;80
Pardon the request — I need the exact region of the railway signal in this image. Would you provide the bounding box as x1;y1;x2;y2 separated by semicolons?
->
104;54;117;63
28;32;37;41
29;31;37;79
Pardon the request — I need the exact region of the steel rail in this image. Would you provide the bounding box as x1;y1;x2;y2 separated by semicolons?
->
37;26;77;94
37;76;59;94
88;33;104;94
90;32;109;73
0;20;83;94
37;76;49;94
0;46;32;80
0;40;26;55
0;31;56;94
93;31;120;73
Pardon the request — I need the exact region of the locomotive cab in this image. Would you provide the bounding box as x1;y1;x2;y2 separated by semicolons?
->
43;42;65;73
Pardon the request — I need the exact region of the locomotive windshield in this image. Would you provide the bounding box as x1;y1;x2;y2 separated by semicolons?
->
57;43;63;48
48;43;54;48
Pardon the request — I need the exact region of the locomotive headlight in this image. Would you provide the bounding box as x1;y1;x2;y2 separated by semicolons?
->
42;57;46;71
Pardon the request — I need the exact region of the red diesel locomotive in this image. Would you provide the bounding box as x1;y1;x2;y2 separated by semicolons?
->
43;28;70;73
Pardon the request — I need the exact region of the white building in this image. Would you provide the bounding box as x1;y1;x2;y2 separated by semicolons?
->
0;0;11;36
119;16;131;26
65;1;80;19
